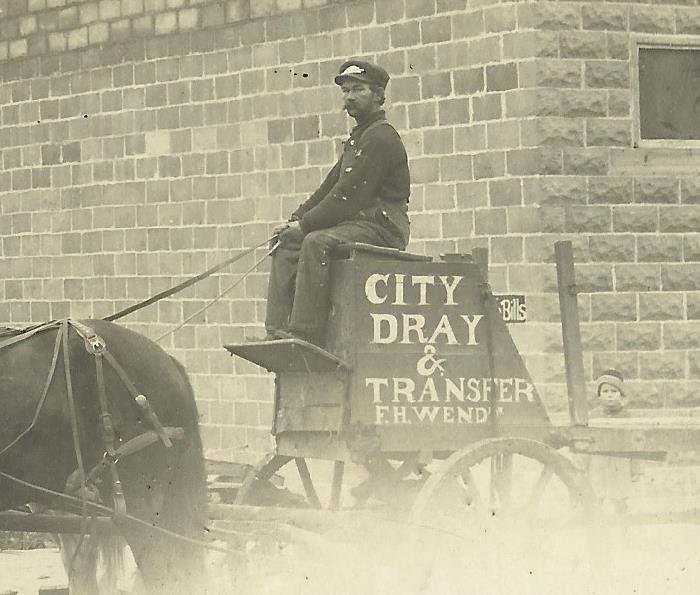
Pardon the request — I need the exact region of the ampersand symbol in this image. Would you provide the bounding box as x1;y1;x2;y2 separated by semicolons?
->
417;345;446;377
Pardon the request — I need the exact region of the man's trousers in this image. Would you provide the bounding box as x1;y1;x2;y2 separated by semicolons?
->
265;216;407;344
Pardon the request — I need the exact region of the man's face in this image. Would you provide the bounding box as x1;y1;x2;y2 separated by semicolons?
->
340;79;380;120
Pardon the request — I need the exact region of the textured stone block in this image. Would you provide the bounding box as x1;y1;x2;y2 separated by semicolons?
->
406;0;435;18
508;264;558;294
629;5;675;34
376;0;404;23
408;103;437;128
639;352;685;380
559;89;607;117
560;31;607;59
606;32;629;61
454;67;484;94
346;1;373;27
663;321;700;350
575;264;614;292
424;128;454;155
585;61;629;89
617;322;661;351
505;88;559;118
586;119;631;147
391;21;419;47
519;60;581;88
518;3;580;30
676;7;700;35
566;206;611;233
507;148;562;176
591;351;639;380
155;12;177;35
410;212;442;239
437;0;467;13
361;26;390;52
421;15;451;43
484;5;516;33
472;93;502;121
589;234;636;263
468;36;500;66
591;293;636;322
491;235;523;263
486;63;517;91
681;178;700;204
440;154;473;182
639;293;684;321
506;207;544;237
523;176;587;206
406;46;434;74
616;264;660;292
588;177;632;204
473;151;504;180
634;178;680;205
442;210;473;239
502;30;559;60
662;264;700;291
475;207;507;235
659;206;700;233
41;143;61;165
612;205;657;232
438;97;469;126
684;236;700;262
455;124;486;152
421;72;452;99
520;118;583;147
582;4;628;31
638;236;683;263
486;120;518;150
562;148;608;176
687;294;700;319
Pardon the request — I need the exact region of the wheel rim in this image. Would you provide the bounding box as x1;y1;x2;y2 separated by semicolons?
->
410;438;597;535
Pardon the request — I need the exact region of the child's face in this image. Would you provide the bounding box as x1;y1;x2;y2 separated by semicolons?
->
599;383;624;410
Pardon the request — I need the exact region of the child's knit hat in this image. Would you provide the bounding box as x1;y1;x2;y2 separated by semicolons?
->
595;368;625;397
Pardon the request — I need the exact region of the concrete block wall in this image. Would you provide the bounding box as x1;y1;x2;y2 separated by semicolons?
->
1;0;699;460
481;0;700;411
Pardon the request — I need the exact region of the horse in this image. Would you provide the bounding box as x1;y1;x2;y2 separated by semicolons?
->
0;319;209;593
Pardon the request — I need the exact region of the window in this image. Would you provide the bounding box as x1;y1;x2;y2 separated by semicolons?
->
637;45;700;142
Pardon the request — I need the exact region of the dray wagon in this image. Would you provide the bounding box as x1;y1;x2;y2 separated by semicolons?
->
225;241;700;532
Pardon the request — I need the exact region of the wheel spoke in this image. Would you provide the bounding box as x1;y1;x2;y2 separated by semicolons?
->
457;468;483;511
524;465;554;513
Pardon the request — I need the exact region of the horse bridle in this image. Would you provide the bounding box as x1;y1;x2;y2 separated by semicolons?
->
0;319;183;516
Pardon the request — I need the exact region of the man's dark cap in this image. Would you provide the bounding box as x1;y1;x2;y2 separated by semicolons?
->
334;60;390;88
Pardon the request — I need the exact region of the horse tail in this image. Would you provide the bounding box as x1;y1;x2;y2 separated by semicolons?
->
57;531;127;595
97;533;127;593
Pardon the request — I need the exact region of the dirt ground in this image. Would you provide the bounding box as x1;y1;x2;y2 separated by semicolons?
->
1;519;698;595
2;461;698;594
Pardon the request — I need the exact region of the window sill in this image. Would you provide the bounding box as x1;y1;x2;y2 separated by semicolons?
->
610;147;700;176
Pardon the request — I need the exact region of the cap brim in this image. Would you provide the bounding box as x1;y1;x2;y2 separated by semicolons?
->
335;73;372;85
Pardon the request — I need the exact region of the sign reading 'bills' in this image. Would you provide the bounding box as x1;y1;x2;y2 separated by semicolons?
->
495;294;527;323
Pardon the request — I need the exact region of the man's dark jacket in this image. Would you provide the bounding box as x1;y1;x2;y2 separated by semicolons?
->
291;110;410;234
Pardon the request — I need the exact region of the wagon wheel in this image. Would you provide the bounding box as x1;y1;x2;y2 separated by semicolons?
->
410;438;598;538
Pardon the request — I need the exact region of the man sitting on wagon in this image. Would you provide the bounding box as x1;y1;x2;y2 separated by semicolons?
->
263;59;411;347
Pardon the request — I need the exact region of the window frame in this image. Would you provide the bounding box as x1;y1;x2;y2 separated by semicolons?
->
632;35;700;148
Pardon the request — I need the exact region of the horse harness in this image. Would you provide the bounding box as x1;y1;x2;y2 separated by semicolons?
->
0;319;183;517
